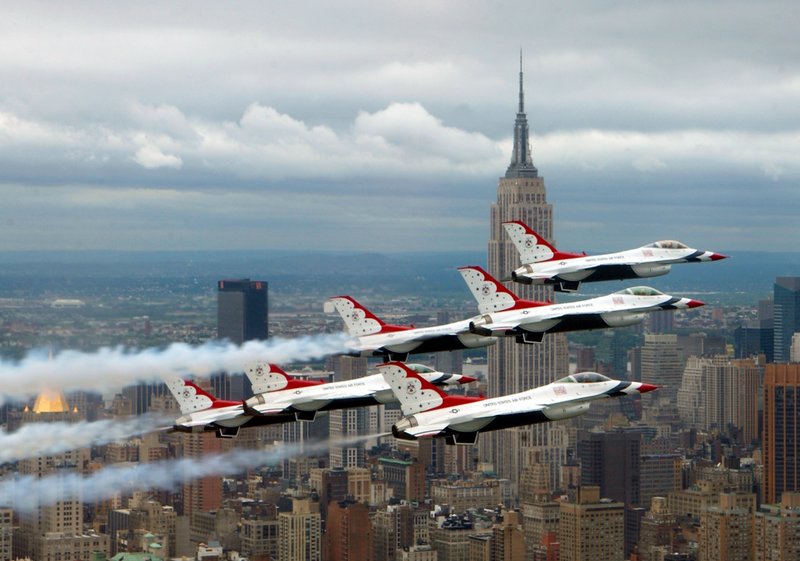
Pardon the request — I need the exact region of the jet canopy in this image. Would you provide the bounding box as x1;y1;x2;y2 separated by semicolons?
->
406;364;436;374
645;240;689;249
614;286;665;297
555;372;612;384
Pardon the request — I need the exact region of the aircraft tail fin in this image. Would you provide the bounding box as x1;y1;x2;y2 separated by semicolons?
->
379;362;480;416
166;378;236;415
325;295;410;335
245;361;325;394
459;265;547;314
503;220;558;264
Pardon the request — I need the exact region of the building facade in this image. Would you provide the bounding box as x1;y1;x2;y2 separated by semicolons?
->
763;363;800;504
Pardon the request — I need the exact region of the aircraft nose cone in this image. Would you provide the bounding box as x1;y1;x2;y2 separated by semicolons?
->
710;252;728;261
459;375;478;384
687;299;705;308
638;383;659;393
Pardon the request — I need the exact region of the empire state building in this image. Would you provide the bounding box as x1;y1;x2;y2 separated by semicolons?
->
484;55;569;485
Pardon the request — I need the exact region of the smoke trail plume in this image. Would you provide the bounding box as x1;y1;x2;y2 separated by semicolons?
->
0;334;352;405
0;415;171;463
0;433;388;512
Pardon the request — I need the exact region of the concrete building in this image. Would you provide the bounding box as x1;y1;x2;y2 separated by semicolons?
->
484;54;568;486
328;356;370;468
558;487;624;561
640;334;683;401
678;356;762;443
636;497;676;561
372;504;419;561
639;455;683;510
698;493;755;561
278;497;321;561
325;499;372;561
0;508;11;561
754;492;800;561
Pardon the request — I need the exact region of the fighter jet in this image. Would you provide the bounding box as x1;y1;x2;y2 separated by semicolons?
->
459;265;703;344
503;220;727;292
325;295;497;361
243;361;475;421
165;377;306;438
379;361;657;445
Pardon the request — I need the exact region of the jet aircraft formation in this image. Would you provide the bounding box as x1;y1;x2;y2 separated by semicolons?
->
167;220;725;445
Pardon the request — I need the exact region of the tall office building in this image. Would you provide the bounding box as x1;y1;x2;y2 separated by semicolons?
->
216;278;268;400
217;278;269;343
763;363;800;504
325;500;372;561
754;492;800;561
640;334;683;400
0;508;10;561
578;429;641;557
678;356;762;443
774;277;800;363
698;493;755;561
559;487;624;561
279;497;321;561
485;54;568;484
328;356;370;468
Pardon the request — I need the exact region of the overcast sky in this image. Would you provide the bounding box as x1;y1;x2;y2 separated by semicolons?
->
1;1;797;254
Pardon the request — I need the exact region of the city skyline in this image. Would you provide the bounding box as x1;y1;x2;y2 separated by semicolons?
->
1;2;798;254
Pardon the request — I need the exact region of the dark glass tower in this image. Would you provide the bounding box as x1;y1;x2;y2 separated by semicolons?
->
217;279;269;344
764;363;799;504
216;279;269;400
774;277;800;363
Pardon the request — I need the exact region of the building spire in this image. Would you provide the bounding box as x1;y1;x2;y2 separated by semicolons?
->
519;48;525;114
506;50;538;178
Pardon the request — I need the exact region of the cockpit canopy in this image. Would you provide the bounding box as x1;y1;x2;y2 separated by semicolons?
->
555;372;612;384
614;286;665;297
406;364;435;374
645;240;688;250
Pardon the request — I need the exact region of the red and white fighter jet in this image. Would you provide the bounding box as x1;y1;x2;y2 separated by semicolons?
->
243;361;475;421
380;361;657;445
459;266;704;343
503;220;727;292
165;377;307;438
325;295;497;361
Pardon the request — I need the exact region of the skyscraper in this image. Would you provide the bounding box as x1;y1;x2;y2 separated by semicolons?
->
279;497;321;561
559;487;624;561
763;363;800;504
485;53;568;484
216;278;268;400
328;356;370;468
217;279;269;344
774;277;800;363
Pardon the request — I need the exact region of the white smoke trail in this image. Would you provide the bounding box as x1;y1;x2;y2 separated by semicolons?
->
0;433;388;512
0;415;171;463
0;334;352;405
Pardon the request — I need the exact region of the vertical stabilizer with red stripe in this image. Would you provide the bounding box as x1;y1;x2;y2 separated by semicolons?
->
378;362;481;416
166;378;239;414
326;295;411;336
459;265;547;314
245;361;325;394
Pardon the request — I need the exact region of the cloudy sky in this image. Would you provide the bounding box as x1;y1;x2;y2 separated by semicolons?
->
1;1;797;254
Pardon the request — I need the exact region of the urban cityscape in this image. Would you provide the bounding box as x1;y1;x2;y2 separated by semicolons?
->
1;57;799;561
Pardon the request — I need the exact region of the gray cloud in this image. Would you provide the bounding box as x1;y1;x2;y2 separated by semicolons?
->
0;1;797;252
